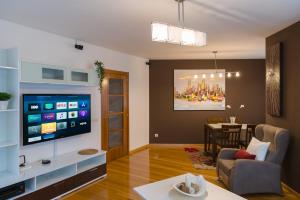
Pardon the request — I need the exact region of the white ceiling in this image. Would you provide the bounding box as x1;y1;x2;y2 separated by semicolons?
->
0;0;299;59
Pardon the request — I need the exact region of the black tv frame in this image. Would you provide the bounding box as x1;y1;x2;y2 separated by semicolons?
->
22;94;91;146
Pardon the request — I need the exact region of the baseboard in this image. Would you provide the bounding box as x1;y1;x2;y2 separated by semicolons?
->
282;182;300;198
129;144;149;155
149;144;201;148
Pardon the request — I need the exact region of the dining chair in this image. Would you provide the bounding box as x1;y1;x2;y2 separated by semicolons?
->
240;124;256;148
206;117;225;151
216;124;242;150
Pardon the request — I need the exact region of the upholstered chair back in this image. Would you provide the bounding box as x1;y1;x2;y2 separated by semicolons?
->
255;124;289;165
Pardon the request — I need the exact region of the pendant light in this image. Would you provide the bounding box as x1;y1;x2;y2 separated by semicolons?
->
151;0;207;47
211;51;240;79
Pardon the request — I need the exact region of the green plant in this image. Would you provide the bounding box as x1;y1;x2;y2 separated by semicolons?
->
0;92;12;101
95;60;105;92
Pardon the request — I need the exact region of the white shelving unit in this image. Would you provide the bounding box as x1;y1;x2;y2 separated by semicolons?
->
0;49;107;199
0;48;20;180
0;150;106;198
21;61;98;87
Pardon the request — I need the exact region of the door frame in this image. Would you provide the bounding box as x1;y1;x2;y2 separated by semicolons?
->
101;69;129;161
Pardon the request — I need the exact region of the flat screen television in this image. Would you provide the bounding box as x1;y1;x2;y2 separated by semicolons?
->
23;94;91;145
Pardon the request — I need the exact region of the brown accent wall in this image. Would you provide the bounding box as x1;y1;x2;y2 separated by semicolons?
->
266;21;300;193
149;59;265;144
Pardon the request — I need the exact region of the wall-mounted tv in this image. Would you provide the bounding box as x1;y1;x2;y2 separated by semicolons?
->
23;94;91;145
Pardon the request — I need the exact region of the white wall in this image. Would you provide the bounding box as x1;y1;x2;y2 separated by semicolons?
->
0;19;149;162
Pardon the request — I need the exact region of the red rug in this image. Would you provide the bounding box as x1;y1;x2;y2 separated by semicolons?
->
184;147;216;170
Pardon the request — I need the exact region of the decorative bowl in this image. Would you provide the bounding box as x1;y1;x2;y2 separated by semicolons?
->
172;175;207;197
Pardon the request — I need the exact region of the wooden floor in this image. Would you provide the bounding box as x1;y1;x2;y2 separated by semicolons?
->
63;144;299;200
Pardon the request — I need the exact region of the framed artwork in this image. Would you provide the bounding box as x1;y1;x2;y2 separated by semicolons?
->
266;43;281;117
174;69;225;110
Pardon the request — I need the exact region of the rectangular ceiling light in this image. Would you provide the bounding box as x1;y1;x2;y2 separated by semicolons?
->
151;22;168;42
151;22;207;47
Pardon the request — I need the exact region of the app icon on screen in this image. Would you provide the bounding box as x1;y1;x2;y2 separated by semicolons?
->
28;136;41;143
44;103;55;110
56;102;67;110
42;113;55;122
57;122;67;130
68;102;78;109
68;111;78;119
28;114;41;123
79;101;88;108
79;121;88;126
43;134;55;140
79;110;88;118
41;122;56;134
28;125;41;135
28;103;41;111
70;121;76;128
56;112;67;120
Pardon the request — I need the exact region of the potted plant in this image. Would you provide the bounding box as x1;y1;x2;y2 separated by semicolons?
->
94;60;105;92
0;92;12;110
226;104;245;123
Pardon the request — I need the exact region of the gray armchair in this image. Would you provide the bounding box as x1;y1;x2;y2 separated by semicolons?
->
216;124;289;195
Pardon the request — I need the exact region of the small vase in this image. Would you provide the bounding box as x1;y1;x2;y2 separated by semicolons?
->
230;116;236;124
0;101;9;110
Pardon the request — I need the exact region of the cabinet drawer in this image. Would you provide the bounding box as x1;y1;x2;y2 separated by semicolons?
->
17;164;106;200
17;185;55;200
74;164;106;188
51;176;75;197
17;177;75;200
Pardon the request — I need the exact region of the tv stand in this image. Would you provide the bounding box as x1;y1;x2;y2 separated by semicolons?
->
0;150;106;200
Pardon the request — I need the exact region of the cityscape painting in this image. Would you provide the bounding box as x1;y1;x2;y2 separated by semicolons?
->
174;69;226;110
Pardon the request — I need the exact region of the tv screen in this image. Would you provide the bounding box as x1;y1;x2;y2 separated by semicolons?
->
23;94;91;145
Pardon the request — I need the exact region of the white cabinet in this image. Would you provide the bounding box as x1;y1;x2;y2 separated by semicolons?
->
21;61;97;86
0;48;20;178
69;68;97;86
0;150;106;198
21;62;66;84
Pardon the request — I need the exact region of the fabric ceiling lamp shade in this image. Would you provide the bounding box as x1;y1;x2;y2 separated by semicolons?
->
181;28;195;45
151;22;207;47
168;25;181;44
151;22;168;42
195;31;207;46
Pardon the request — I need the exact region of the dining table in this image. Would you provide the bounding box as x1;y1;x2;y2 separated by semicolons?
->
204;123;247;162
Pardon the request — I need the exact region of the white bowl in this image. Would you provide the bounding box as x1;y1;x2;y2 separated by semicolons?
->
172;175;207;197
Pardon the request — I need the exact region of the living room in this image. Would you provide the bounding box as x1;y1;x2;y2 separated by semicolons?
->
0;0;299;200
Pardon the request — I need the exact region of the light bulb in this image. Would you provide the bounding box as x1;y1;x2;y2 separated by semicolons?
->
210;73;215;78
202;74;206;79
194;74;198;79
235;72;240;77
218;73;223;78
227;73;232;78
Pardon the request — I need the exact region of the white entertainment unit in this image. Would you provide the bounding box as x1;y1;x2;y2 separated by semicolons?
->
1;150;106;199
0;48;106;200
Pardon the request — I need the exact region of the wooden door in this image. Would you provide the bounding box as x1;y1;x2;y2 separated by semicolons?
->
101;69;129;162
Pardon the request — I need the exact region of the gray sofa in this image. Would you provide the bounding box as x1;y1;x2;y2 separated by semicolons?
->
216;124;289;195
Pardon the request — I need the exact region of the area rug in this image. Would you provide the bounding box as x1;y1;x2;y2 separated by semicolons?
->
184;147;216;170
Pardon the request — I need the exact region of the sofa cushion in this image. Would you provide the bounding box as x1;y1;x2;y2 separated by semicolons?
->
218;159;235;176
234;149;256;160
247;137;270;161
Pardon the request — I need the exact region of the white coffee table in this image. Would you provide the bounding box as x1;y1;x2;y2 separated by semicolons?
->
134;174;246;200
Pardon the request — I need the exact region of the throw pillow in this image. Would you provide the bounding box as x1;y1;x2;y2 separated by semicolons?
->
234;149;256;160
247;137;271;161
